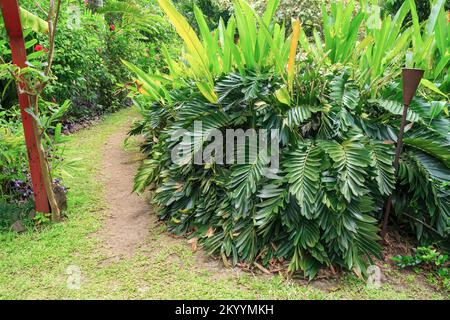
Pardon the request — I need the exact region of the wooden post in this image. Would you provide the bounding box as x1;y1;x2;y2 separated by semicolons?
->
1;0;50;213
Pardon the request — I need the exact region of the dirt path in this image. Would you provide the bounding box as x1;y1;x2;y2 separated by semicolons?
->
96;120;151;258
94;115;224;269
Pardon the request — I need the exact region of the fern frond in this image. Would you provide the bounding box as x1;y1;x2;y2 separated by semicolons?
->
284;141;322;216
229;148;270;217
320;135;371;202
372;99;422;122
367;140;395;195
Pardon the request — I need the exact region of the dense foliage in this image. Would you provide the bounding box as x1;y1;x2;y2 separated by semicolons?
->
0;116;28;203
215;0;329;35
0;0;175;218
26;0;173;121
175;0;230;30
392;246;449;291
0;35;68;207
128;0;449;278
382;0;450;22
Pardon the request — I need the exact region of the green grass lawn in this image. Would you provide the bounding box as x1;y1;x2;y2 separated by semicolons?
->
0;107;447;300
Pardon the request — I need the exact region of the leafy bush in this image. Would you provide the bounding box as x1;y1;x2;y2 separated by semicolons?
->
215;0;328;35
301;0;449;86
132;68;389;279
16;0;175;122
392;246;449;290
0;100;70;204
0;55;70;210
99;0;176;90
0;55;34;205
126;0;449;278
40;11;118;120
175;0;231;30
0;122;29;203
382;0;450;23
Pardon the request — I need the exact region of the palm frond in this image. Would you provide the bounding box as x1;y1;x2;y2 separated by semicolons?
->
320;135;371;202
284;141;322;217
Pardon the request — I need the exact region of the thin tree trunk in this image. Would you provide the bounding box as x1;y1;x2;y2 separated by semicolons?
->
31;96;61;221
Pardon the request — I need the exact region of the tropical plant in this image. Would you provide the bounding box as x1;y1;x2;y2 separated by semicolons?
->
126;0;449;278
0;0;70;219
175;0;231;31
382;0;450;23
299;0;449;93
392;246;450;291
132;66;389;279
0;98;70;203
215;0;329;35
0;122;28;202
7;0;175;122
37;7;129;120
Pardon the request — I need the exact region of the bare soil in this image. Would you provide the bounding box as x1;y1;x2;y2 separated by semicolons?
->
93;119;231;274
96;120;151;258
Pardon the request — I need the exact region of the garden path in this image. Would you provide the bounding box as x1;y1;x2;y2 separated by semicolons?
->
96;118;151;258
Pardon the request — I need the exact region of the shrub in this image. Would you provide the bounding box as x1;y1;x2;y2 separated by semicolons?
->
25;0;175;122
0;55;33;205
127;0;449;278
1;26;72;207
215;0;329;35
0;100;70;205
382;0;450;23
40;11;118;120
132;67;388;278
392;246;450;291
0;1;174;214
0;122;29;203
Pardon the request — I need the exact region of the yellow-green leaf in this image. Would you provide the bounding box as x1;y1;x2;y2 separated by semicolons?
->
420;79;448;99
157;0;209;77
275;87;290;105
197;82;218;103
20;8;48;33
288;19;300;92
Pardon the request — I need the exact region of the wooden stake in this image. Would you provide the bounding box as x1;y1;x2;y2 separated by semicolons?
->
1;0;50;213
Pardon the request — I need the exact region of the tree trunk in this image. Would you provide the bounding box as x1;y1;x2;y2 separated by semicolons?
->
31;95;61;221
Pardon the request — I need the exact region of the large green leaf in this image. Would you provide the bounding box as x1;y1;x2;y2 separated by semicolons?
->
404;137;450;168
284;106;312;127
284;142;322;217
255;184;287;237
229;147;270;217
330;73;360;110
12;8;49;34
320;135;371;202
368;140;395;195
157;0;211;81
404;127;450;167
372;99;422;122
